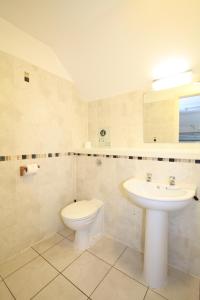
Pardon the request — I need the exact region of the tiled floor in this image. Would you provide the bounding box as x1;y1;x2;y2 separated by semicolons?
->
0;229;199;300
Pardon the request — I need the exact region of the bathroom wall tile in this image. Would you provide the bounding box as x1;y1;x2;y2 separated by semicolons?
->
0;52;15;154
5;256;58;299
91;268;147;300
88;91;143;147
0;161;17;233
0;50;87;264
76;156;144;251
63;251;110;296
33;275;87;300
0;248;38;278
188;241;200;278
76;155;200;277
168;234;191;273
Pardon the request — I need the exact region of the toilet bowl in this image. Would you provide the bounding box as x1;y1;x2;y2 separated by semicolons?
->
61;199;103;250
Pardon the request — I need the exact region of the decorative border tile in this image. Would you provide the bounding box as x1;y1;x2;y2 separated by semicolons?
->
0;151;199;164
74;153;199;164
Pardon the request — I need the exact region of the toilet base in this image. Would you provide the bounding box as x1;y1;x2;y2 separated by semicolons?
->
74;228;90;250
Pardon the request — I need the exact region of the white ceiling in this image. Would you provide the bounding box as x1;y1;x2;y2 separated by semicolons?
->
0;0;200;100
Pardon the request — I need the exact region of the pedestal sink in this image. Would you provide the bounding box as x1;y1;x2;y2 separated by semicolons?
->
123;178;196;288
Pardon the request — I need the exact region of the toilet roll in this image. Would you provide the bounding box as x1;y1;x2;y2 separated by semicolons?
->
26;164;39;175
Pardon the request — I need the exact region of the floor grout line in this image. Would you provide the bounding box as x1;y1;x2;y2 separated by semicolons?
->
31;248;61;273
2;278;16;299
113;246;128;266
1;234;93;299
33;242;88;276
32;236;168;300
3;254;39;280
1;234;198;300
61;272;89;298
30;248;88;299
57;230;74;240
143;287;149;300
31;235;66;255
1;233;66;281
150;290;169;300
30;273;60;299
86;250;113;266
87;243;127;267
89;265;113;298
88;242;150;291
88;245;129;298
112;264;148;288
59;250;86;273
111;246;150;289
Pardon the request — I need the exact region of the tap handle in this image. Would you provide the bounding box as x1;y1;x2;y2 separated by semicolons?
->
146;173;152;181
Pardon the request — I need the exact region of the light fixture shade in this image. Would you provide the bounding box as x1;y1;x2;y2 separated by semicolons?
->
152;71;193;91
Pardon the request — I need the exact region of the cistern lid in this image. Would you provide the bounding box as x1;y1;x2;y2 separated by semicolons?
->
61;199;103;220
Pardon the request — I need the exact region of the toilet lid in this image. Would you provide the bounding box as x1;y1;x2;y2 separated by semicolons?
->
61;200;99;220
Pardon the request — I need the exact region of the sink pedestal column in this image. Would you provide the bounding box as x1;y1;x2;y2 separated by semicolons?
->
144;209;168;288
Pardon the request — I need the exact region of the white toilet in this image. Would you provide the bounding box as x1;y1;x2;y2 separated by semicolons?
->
61;199;104;250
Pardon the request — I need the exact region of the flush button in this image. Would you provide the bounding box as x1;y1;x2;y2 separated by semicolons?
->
98;127;110;147
24;72;30;82
100;129;106;136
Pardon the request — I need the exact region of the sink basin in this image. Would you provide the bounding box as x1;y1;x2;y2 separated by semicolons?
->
123;178;195;211
123;177;196;289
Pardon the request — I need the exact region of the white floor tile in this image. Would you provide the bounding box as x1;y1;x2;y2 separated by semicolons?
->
32;233;64;254
63;251;110;296
58;227;74;238
34;275;87;300
0;281;14;299
154;267;199;300
88;236;126;265
0;248;38;278
145;290;167;300
67;232;75;241
91;268;147;300
42;239;82;271
5;256;58;300
115;247;146;285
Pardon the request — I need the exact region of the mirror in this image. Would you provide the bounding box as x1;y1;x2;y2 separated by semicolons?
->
143;83;200;143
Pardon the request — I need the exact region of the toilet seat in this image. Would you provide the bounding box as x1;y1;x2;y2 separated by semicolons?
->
61;199;103;250
61;200;101;221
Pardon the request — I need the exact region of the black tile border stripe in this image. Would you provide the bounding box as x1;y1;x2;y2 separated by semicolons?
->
0;151;198;164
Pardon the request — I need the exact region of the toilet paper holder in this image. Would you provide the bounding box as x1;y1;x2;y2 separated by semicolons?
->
20;165;40;176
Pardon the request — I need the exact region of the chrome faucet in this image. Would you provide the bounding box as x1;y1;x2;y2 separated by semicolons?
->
146;173;152;182
169;176;175;186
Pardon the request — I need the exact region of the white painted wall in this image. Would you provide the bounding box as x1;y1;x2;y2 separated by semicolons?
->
0;17;71;81
1;0;200;100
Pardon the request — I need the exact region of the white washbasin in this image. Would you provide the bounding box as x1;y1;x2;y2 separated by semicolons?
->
123;177;196;288
123;178;195;211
